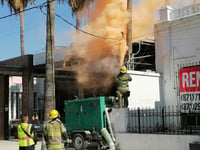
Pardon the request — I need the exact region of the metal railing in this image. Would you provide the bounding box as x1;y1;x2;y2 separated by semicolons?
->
127;106;200;135
171;3;200;20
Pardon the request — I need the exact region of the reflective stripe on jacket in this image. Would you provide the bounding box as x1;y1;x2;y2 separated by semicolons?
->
117;73;132;93
18;123;35;147
44;119;66;149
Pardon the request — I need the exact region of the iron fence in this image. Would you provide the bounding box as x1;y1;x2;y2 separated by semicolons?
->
127;106;200;135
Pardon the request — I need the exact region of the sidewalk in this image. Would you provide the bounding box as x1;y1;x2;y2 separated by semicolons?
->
0;140;41;150
0;140;95;150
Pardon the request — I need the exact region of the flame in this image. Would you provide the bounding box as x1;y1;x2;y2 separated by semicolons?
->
64;0;129;92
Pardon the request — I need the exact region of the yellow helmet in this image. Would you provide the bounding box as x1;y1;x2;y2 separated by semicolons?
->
120;66;127;73
49;109;59;119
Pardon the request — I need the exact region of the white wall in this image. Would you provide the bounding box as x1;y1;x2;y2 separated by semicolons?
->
109;108;128;133
115;133;200;150
128;70;161;109
155;11;200;106
9;76;22;120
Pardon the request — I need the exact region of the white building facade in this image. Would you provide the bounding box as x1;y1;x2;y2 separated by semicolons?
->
155;4;200;111
128;70;161;109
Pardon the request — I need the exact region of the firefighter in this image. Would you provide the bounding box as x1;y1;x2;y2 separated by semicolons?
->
44;109;68;150
116;66;132;108
18;114;35;150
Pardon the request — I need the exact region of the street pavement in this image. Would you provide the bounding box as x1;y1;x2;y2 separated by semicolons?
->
0;140;96;150
0;140;42;150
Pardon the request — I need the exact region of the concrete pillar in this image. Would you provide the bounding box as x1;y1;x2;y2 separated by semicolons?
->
109;108;129;133
22;56;34;117
0;75;9;140
159;6;174;22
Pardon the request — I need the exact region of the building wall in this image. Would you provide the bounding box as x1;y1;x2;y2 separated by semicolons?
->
9;77;44;120
34;46;68;66
9;76;22;120
128;70;161;108
155;10;200;106
115;133;200;150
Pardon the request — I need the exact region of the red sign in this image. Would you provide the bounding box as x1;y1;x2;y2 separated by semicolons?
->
179;66;200;92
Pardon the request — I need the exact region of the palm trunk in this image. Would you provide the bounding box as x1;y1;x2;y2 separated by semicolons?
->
20;7;25;56
44;0;55;121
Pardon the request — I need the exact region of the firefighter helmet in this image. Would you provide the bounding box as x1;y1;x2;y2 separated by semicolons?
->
49;109;59;119
120;66;127;73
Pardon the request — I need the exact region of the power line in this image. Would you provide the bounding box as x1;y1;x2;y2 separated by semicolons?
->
1;0;200;41
39;5;121;41
0;0;176;41
0;0;55;20
0;0;124;52
55;13;121;41
2;0;199;44
0;6;37;20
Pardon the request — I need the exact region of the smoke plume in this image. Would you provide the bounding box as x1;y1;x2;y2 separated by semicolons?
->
64;0;197;94
132;0;198;41
64;0;129;93
132;0;163;41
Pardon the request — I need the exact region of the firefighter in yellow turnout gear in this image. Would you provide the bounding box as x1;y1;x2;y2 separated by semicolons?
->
116;66;132;108
44;109;69;150
18;114;35;150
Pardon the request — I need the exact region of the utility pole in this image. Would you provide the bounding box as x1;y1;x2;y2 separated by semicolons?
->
45;0;55;121
75;12;84;99
127;0;133;70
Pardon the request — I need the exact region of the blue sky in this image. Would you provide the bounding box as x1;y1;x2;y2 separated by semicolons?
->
0;0;192;61
0;0;159;61
0;0;76;61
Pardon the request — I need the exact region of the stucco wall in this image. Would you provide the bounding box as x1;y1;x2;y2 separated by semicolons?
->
128;70;161;108
155;12;200;106
115;133;200;150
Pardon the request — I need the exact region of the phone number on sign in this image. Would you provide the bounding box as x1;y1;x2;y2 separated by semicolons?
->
180;103;200;111
180;93;200;101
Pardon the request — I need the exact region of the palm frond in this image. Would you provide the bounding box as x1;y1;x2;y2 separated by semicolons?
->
7;0;33;13
68;0;94;14
1;0;4;6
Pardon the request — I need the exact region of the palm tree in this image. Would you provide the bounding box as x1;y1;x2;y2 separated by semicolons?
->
5;0;34;56
68;0;93;14
60;0;94;28
0;0;4;5
44;0;94;121
44;0;55;121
